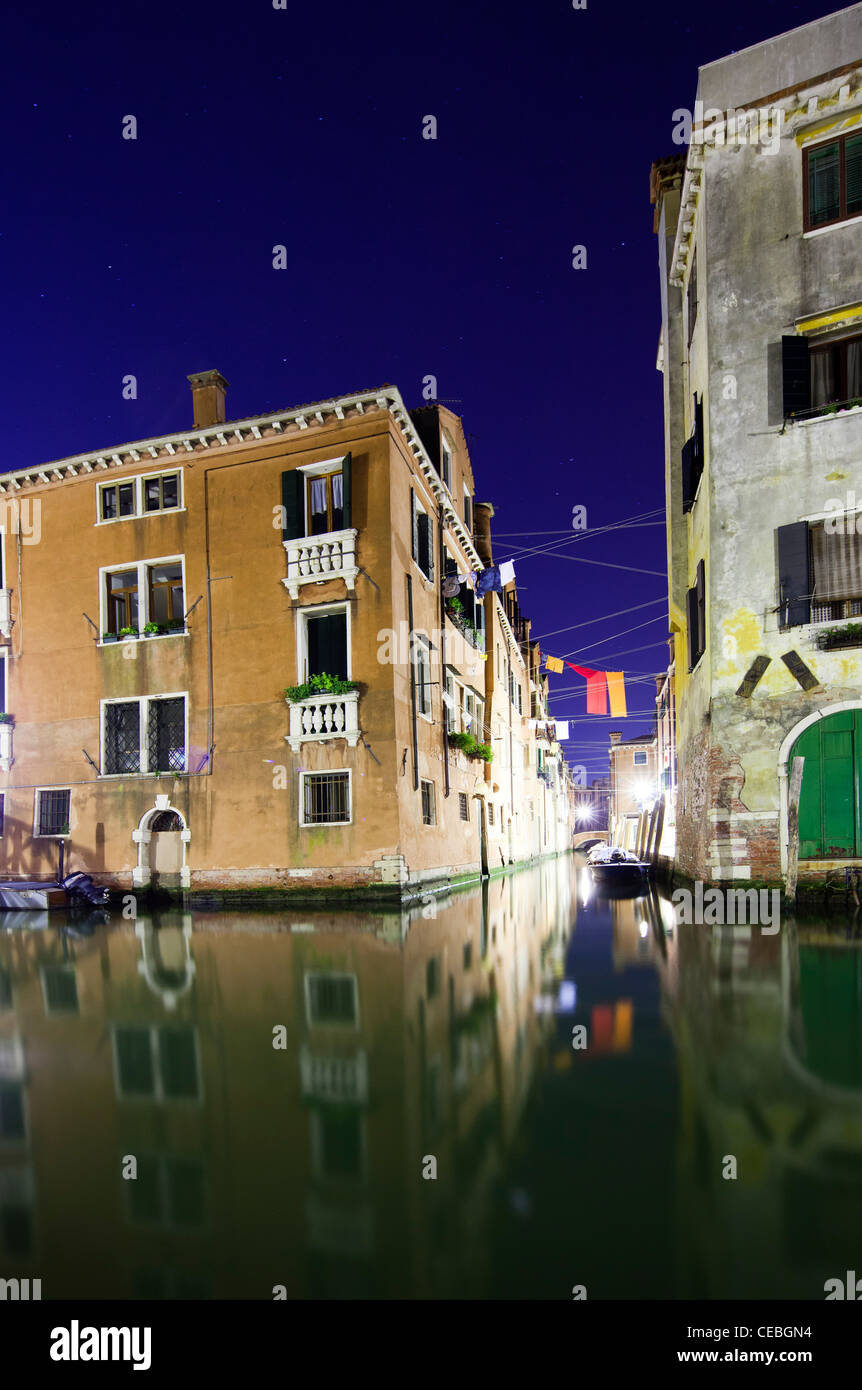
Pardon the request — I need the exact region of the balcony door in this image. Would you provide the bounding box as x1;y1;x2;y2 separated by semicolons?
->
304;610;348;683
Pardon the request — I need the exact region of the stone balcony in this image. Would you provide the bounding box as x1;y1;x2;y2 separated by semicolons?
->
0;722;13;771
282;529;359;600
0;590;12;640
285;690;360;751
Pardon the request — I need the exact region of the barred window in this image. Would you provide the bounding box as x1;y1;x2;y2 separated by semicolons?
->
421;780;436;826
148;698;186;774
306;973;358;1025
487;802;494;825
459;792;469;822
301;771;350;826
105;702;141;774
415;637;432;717
36;789;70;837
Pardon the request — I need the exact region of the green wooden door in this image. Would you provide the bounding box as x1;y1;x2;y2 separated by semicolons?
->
792;710;862;858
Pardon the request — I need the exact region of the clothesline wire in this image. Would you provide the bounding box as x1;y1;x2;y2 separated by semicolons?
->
499;506;666;564
533;597;666;643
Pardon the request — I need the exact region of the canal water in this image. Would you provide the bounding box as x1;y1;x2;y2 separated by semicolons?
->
1;853;861;1300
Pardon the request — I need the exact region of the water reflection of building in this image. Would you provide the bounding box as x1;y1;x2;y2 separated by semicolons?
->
0;862;576;1299
664;915;862;1298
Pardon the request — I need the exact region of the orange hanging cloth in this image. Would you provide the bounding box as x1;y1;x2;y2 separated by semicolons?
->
606;671;627;717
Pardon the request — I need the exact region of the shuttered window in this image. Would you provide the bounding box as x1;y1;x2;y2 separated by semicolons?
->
687;249;698;346
811;522;862;622
777;522;812;629
686;560;706;670
804;134;862;231
681;396;704;512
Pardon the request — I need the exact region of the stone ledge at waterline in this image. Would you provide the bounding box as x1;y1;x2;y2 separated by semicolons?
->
102;850;575;910
669;869;862;912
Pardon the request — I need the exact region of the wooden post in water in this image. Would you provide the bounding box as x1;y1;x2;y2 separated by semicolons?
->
784;755;805;909
651;795;666;871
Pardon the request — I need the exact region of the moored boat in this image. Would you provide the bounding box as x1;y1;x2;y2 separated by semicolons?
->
587;844;649;887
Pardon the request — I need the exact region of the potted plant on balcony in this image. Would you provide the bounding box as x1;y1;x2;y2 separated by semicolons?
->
143;622;162;638
817;622;862;651
102;631;118;644
284;672;360;702
0;712;13;725
119;625;137;640
166;618;185;634
448;731;493;762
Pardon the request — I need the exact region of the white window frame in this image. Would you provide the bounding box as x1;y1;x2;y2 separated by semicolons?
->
100;692;189;777
458;791;470;822
96;467;184;525
33;787;72;839
110;1024;203;1104
304;971;360;1028
633;749;648;766
463;485;472;530
420;779;436;826
99;555;186;643
295;601;352;684
295;457;347;537
414;633;433;720
299;769;352;828
0;649;7;714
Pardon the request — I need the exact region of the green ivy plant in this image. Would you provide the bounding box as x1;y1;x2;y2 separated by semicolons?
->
448;730;493;761
0;712;13;725
284;672;359;702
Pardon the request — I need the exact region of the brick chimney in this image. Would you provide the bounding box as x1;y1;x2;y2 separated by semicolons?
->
188;370;229;429
473;501;495;568
609;731;622;745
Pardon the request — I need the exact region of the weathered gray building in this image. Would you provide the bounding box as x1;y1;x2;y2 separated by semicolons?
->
652;3;862;884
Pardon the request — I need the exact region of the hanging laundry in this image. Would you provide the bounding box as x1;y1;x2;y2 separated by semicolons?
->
475;566;502;597
498;560;516;586
568;664;608;716
545;656;564;674
606;670;627;718
554;720;569;741
442;575;461;599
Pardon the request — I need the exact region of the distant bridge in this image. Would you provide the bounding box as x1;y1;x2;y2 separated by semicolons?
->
572;830;608;851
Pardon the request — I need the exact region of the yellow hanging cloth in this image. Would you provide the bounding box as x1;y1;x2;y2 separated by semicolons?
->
545;656;564;674
606;671;627;717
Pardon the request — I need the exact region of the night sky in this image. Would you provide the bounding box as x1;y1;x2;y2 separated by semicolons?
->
1;0;847;783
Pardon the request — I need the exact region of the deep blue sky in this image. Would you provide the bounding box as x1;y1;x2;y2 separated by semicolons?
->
1;0;846;781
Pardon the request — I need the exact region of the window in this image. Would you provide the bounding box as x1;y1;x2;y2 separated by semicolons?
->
306;972;358;1025
681;396;705;512
0;1084;25;1141
443;673;455;731
98;470;181;523
306;470;344;536
441;437;453;491
487;802;494;826
127;1155;205;1228
300;606;349;683
463;488;472;532
686;559;706;670
778;519;862;627
411;494;435;581
41;966;78;1014
102;557;185;638
112;1025;200;1101
810;334;862;411
426;957;440;999
687;248;698;346
633;750;647;766
459;792;469;822
0;793;4;838
414;636;432;717
35;789;70;837
463;941;472;970
106;569;139;632
421;780;436;825
311;1108;364;1180
148;563;184;626
102;695;187;775
804;133;862;232
301;771;351;826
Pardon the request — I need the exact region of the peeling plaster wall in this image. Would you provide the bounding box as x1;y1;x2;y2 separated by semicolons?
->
663;18;862;883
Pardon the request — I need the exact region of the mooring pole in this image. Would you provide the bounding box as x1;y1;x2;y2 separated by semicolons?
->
784;755;805;909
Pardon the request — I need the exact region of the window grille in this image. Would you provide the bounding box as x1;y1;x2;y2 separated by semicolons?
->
302;772;350;825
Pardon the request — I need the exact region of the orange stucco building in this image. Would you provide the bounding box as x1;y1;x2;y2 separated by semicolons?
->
0;374;574;901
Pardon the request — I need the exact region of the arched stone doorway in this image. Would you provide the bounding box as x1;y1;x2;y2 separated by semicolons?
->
779;703;862;870
132;795;191;889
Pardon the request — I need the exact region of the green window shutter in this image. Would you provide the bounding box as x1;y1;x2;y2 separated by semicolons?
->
425;515;435;582
281;469;304;541
411;491;418;562
341;452;352;529
781;337;811;418
807;141;840;226
846;134;862;217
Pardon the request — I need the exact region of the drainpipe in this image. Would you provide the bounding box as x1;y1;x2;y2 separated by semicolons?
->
407;574;418;791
